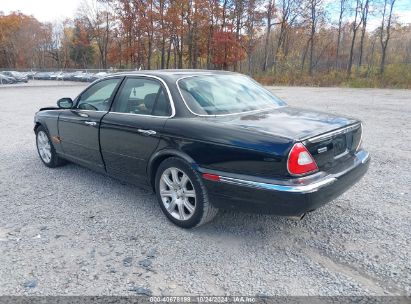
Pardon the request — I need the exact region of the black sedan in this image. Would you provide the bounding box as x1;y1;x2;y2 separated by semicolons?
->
34;70;370;228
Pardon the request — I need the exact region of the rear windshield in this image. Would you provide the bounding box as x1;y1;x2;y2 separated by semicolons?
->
177;74;286;115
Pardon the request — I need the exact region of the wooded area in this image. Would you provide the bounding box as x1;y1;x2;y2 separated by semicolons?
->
1;0;410;87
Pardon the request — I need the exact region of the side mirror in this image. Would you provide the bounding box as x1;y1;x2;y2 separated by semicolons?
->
57;98;73;109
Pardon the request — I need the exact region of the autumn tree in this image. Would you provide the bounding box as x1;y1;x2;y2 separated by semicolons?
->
69;19;95;68
358;0;370;67
262;0;276;71
243;0;264;75
274;0;301;71
212;29;245;69
1;0;411;88
347;0;363;76
0;12;53;68
335;0;348;68
379;0;396;74
303;0;325;75
157;0;169;69
78;0;113;69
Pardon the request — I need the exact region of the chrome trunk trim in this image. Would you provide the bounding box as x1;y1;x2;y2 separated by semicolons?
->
303;123;361;144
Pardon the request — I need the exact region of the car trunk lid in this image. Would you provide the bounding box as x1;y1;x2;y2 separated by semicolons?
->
302;123;362;172
204;106;362;174
205;106;358;140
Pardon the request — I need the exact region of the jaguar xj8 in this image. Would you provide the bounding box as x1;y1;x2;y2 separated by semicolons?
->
34;70;370;228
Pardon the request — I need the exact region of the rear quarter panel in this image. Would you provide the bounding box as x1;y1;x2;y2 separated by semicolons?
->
161;118;294;178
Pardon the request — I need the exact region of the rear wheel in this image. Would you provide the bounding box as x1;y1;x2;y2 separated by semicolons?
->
155;157;218;228
35;126;65;168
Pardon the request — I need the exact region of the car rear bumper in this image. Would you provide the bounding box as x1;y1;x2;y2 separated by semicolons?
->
201;150;370;216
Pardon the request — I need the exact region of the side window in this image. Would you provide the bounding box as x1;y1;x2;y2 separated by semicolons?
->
111;78;171;116
77;78;121;111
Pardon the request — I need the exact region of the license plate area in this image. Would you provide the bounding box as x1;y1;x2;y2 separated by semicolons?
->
333;135;347;157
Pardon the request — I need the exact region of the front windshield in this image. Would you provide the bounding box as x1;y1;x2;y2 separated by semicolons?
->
177;74;286;115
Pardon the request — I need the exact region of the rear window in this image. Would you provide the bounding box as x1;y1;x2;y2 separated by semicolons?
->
177;74;286;116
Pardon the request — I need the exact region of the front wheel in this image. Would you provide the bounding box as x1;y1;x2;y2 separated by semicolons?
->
155;157;218;228
35;126;66;168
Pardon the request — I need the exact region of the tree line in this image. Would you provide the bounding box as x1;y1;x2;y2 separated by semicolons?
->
0;0;410;87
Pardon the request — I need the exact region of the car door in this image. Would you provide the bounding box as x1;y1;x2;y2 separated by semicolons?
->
58;77;123;172
100;76;173;184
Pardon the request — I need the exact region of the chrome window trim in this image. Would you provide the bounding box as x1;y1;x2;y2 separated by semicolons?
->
75;77;123;110
70;109;108;113
109;74;176;118
107;112;172;119
71;109;168;120
176;75;285;117
71;108;108;113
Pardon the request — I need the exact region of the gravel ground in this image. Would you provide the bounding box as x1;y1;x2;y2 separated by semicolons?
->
0;81;409;296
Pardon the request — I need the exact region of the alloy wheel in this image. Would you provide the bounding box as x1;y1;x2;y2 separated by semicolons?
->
37;131;52;164
159;167;197;221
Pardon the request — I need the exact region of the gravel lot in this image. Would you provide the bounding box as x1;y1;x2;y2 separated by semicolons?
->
0;81;409;296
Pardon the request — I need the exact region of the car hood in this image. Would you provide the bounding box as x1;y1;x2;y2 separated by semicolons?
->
205;106;358;140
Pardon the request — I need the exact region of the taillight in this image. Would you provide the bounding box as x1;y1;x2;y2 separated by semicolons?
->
287;143;318;176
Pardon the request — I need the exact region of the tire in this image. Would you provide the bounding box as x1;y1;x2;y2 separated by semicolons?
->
155;157;218;228
35;126;66;168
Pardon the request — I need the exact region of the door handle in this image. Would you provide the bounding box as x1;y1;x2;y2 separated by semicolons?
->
84;121;97;126
137;129;157;136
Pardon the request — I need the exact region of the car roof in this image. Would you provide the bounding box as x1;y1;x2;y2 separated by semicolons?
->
111;69;239;81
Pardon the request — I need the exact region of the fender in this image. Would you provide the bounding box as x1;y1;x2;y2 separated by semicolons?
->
147;148;197;188
34;112;63;153
34;117;50;134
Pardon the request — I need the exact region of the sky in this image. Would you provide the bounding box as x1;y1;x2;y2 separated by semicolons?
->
326;0;411;30
0;0;83;23
0;0;410;28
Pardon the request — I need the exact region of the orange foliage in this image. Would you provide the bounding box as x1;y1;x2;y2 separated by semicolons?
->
0;11;52;68
212;30;246;68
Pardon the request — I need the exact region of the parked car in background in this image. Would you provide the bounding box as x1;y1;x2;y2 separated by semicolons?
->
61;71;81;81
2;71;28;83
56;72;65;81
73;72;87;82
85;72;97;82
50;71;64;80
73;72;94;82
90;72;108;82
28;71;37;79
21;71;37;80
0;73;17;84
34;72;52;80
59;72;74;81
33;70;370;228
17;70;111;82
